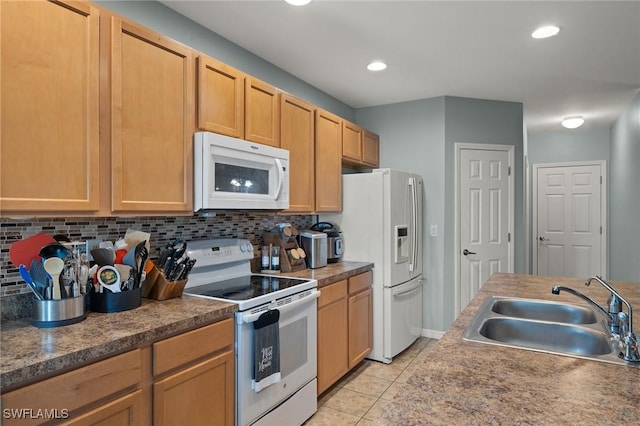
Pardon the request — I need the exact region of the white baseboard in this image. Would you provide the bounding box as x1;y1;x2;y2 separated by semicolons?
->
421;329;445;339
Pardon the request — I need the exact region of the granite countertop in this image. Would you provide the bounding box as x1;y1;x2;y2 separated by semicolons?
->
0;296;237;392
379;273;640;425
279;260;374;287
0;261;372;393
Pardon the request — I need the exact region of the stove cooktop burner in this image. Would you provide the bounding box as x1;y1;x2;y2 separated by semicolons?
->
184;274;310;301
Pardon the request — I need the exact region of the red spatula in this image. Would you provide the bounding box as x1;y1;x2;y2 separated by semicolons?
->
9;233;56;268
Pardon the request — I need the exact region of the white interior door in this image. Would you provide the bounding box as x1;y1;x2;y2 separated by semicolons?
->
534;163;605;278
457;145;513;314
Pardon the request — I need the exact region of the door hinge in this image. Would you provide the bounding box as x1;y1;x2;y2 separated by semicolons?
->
600;176;603;184
508;232;511;242
600;226;602;234
508;166;511;176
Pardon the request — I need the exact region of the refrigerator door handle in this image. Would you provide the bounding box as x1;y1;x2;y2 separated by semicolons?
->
409;177;418;272
392;279;423;297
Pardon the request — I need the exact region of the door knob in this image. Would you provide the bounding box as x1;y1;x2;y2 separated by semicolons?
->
462;249;477;256
539;236;549;242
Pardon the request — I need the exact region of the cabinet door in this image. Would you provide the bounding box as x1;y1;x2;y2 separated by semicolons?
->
280;94;315;213
245;77;279;147
62;390;143;426
317;280;349;394
315;110;342;213
153;350;234;426
362;130;380;167
0;0;100;212
110;18;194;213
197;55;244;138
348;287;373;369
341;121;362;163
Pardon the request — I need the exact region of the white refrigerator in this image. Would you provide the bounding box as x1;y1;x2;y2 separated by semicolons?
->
322;168;423;364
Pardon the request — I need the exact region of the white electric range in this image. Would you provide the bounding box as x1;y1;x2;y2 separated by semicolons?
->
184;239;318;426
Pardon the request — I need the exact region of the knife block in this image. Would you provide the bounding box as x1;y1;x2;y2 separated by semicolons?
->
143;263;187;300
262;232;307;273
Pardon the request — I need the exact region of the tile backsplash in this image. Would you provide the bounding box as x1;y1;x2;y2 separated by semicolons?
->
1;213;313;297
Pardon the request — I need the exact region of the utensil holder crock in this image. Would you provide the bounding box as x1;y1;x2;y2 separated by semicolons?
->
32;296;87;328
90;287;142;313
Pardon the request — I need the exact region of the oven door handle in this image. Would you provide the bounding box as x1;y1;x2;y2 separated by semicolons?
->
238;289;320;324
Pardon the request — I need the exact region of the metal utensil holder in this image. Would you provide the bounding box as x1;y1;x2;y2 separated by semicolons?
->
32;296;87;328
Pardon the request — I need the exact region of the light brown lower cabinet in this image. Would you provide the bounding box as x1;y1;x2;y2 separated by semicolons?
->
317;271;373;395
317;279;349;394
153;350;234;426
0;319;234;426
62;390;144;426
348;272;373;368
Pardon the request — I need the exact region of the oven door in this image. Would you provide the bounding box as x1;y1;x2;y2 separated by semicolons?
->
194;131;289;210
236;289;319;426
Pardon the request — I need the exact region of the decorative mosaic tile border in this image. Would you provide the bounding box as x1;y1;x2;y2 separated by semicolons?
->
1;213;313;297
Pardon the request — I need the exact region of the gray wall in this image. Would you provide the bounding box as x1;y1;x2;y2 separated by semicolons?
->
356;96;524;332
356;97;446;333
610;92;640;281
527;127;611;275
95;0;355;121
528;128;610;164
443;97;524;329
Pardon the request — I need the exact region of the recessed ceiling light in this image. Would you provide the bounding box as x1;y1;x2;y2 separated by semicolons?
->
561;116;585;129
531;25;560;39
367;61;387;71
285;0;312;6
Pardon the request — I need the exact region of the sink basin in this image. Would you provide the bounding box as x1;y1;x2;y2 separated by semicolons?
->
490;298;597;324
463;296;638;367
478;318;611;356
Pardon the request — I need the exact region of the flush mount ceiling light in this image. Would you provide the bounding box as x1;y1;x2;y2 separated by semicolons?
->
561;116;585;129
285;0;312;5
367;61;387;71
531;25;560;39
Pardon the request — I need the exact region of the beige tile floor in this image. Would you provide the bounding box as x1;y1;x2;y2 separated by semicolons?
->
304;337;438;426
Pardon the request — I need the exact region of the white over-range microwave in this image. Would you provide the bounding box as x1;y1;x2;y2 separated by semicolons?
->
194;132;289;211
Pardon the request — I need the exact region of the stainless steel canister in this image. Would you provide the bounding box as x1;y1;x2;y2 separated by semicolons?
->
32;296;87;328
298;230;327;269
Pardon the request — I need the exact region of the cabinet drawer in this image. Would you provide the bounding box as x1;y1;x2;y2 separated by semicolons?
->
318;280;347;308
1;350;142;426
153;318;234;376
348;271;372;295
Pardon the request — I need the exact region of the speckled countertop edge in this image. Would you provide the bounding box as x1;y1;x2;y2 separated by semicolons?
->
378;273;640;425
1;295;237;391
1;261;373;392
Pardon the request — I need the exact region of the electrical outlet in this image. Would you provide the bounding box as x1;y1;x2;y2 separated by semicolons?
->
430;225;438;237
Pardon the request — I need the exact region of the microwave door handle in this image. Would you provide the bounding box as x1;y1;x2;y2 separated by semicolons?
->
274;158;285;200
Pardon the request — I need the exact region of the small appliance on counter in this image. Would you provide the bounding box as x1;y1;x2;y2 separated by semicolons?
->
310;222;343;263
298;230;327;269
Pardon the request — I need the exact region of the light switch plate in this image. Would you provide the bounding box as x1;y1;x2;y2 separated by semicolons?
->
430;225;438;237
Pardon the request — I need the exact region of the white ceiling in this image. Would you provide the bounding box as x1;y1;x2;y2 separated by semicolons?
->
160;0;640;133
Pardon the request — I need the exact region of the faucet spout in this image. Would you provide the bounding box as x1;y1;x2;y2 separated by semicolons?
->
585;276;631;336
553;276;639;363
551;285;610;319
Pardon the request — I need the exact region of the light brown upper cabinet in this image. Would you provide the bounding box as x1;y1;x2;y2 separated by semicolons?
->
280;94;315;213
110;17;194;213
0;0;100;213
342;120;363;164
245;77;280;147
362;130;380;167
197;55;244;138
315;109;342;212
342;120;380;168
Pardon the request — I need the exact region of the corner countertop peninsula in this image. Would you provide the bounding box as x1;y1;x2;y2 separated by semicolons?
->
379;273;640;425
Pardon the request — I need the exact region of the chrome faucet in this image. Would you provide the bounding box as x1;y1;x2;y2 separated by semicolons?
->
552;275;639;363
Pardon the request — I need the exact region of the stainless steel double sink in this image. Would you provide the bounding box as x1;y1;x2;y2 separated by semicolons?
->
463;296;637;367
